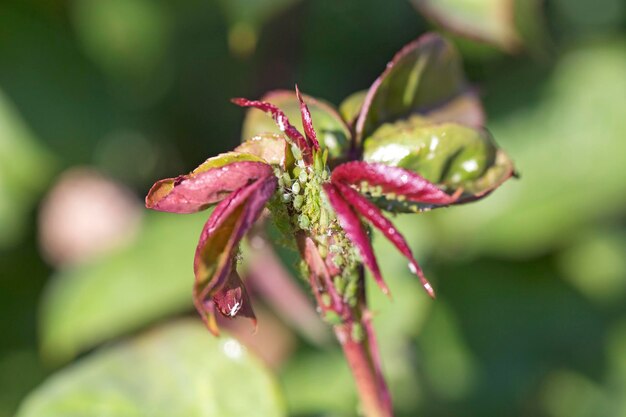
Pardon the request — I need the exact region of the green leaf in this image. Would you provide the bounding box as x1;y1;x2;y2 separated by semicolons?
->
241;90;351;159
424;41;626;258
0;89;54;249
363;116;514;211
234;133;292;168
356;34;484;144
413;0;523;52
339;90;367;125
40;212;208;363
18;321;286;417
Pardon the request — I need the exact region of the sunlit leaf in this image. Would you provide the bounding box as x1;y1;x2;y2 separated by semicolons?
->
356;33;484;144
234;133;292;168
362;116;514;208
241;90;351;159
146;152;269;214
19;321;286;417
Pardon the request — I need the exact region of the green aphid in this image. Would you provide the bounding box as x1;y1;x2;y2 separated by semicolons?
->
299;170;308;183
299;214;310;229
323;311;343;325
293;195;305;210
351;323;365;343
320;293;332;307
281;172;292;187
333;255;344;267
334;276;347;296
291;145;302;161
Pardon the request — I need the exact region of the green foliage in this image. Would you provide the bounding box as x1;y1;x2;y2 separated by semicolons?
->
1;1;626;417
0;90;54;248
40;213;207;363
18;321;285;417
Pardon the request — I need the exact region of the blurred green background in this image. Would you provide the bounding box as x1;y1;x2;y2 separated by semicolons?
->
1;0;626;416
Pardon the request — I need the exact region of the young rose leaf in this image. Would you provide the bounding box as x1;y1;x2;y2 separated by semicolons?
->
193;174;277;334
234;133;293;169
240;90;351;159
232;97;312;163
339;90;367;126
295;85;321;151
146;152;271;214
322;183;390;296
331;161;457;208
333;182;435;298
355;33;484;145
362;116;515;210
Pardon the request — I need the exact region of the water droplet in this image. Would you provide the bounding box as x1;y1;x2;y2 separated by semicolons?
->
408;262;417;274
223;338;243;359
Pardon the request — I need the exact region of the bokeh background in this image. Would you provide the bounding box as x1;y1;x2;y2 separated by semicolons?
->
1;0;626;416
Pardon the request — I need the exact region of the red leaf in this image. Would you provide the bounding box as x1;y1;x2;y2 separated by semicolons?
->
232;97;312;164
193;174;277;334
295;85;320;151
146;158;272;214
323;183;390;296
332;161;457;206
334;182;435;298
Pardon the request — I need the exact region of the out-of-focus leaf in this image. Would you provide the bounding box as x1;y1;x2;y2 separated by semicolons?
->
413;0;523;52
19;321;286;417
241;90;351;159
0;89;54;249
280;351;355;415
540;370;609;417
217;0;301;57
363;116;514;206
40;212;208;363
430;41;626;257
418;301;479;400
356;33;484;144
72;0;170;79
558;230;626;304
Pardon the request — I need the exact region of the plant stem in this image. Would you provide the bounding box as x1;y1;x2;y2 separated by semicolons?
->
334;320;393;417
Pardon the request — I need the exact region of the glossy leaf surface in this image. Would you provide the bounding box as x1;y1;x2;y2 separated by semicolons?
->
363;116;514;204
146;152;270;213
193;175;277;334
241;90;351;159
356;33;484;144
18;321;286;417
332;161;457;208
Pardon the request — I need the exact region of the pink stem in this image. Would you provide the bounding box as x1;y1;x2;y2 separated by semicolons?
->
334;321;393;417
299;234;393;417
